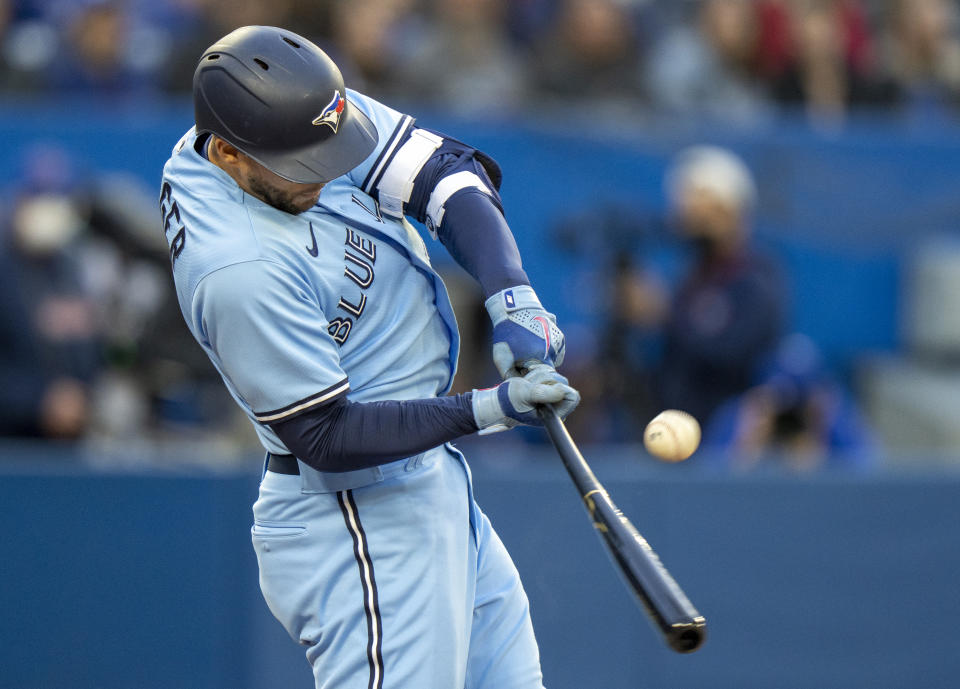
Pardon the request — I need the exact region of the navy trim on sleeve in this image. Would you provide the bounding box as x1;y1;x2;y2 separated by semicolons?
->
254;378;350;423
361;115;414;194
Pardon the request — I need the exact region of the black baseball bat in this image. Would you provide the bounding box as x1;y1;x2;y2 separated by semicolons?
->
537;404;707;653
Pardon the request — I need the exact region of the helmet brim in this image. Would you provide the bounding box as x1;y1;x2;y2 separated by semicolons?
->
247;99;379;184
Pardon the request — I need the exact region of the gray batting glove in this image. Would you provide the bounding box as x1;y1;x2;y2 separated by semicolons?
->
486;285;566;379
472;364;580;434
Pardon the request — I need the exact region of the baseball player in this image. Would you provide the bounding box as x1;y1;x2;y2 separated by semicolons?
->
160;26;579;689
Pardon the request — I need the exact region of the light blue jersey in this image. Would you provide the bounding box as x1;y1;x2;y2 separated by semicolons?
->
161;91;459;457
162;87;545;689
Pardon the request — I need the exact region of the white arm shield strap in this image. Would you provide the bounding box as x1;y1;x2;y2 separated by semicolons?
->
375;128;443;218
425;171;492;238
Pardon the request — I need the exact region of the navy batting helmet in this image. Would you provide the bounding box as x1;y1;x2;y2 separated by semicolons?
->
193;26;378;184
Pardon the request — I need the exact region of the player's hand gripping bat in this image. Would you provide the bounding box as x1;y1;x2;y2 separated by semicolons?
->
537;404;707;653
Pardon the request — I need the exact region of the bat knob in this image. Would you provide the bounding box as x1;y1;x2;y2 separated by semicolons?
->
668;617;707;653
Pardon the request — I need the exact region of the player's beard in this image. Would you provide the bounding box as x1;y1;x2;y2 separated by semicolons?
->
246;174;323;215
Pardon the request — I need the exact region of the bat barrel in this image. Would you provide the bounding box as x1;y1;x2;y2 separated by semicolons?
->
537;404;708;654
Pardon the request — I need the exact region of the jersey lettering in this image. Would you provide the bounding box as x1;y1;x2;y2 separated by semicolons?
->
344;252;375;289
327;317;353;344
163;202;180;230
346;227;377;262
169;228;186;262
351;193;384;223
337;294;367;318
159;181;187;265
334;229;378;345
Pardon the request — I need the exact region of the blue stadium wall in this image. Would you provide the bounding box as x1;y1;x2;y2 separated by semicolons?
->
1;445;958;689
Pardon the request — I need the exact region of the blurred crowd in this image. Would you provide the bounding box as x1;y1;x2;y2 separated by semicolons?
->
1;0;927;470
0;136;880;470
0;143;251;459
558;145;879;471
0;0;960;125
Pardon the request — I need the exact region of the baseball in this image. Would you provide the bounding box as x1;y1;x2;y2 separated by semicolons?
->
643;410;701;462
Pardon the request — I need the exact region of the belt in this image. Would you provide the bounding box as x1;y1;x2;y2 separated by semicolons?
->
267;453;300;475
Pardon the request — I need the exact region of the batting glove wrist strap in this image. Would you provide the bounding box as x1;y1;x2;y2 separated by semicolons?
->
472;386;517;434
485;285;544;322
472;367;581;434
485;285;566;379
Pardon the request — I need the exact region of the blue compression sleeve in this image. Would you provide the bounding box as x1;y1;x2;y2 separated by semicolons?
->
437;190;529;298
268;393;478;472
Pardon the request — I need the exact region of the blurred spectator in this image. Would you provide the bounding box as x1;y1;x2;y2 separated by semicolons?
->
549;202;671;443
656;145;785;425
646;0;773;124
326;0;420;98
0;146;99;439
56;2;135;92
0;0;57;93
877;0;960;122
194;0;294;28
162;0;296;93
703;333;879;471
35;1;163;98
0;0;13;88
761;0;896;126
504;0;555;45
589;250;668;440
531;0;644;111
548;148;785;442
391;0;528;114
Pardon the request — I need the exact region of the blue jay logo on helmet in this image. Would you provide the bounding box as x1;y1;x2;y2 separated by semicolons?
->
312;90;345;132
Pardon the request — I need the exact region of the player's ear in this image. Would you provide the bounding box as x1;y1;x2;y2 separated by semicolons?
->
211;136;244;166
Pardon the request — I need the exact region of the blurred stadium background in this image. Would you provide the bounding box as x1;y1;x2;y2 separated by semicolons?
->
1;0;959;687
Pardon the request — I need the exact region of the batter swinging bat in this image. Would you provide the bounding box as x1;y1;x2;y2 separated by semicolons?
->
537;404;707;653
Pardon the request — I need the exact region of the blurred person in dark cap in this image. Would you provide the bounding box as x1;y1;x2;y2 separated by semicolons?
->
702;333;879;471
655;145;786;426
